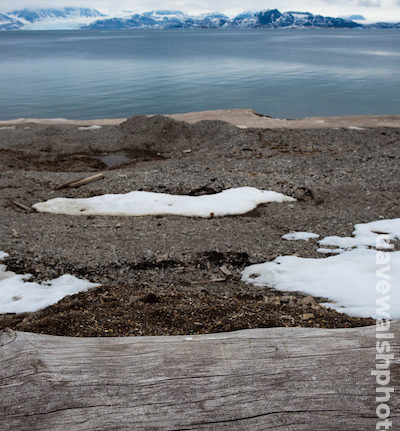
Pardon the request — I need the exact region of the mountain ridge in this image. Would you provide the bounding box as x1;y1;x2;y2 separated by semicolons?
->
0;7;399;31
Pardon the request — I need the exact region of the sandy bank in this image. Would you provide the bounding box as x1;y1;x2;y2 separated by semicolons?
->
1;108;400;129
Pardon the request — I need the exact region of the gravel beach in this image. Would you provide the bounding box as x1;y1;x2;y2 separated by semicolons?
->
0;111;398;336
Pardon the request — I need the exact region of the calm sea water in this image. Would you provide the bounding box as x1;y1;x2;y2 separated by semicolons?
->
0;29;399;120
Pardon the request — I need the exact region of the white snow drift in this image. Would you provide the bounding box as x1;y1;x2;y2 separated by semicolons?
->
242;249;399;319
282;232;320;241
0;252;99;314
77;125;102;130
243;218;400;318
319;218;400;251
32;187;296;217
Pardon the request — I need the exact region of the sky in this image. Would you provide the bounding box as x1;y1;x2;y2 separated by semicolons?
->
1;0;400;22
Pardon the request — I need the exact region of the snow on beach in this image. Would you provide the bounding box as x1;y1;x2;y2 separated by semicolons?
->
319;218;400;251
33;187;296;217
282;232;320;241
243;219;400;319
0;252;99;313
77;125;102;130
348;126;366;131
317;248;344;255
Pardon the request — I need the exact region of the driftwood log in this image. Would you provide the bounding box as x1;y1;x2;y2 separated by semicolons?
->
1;323;399;430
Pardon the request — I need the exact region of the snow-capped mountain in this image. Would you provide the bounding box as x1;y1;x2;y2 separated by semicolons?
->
0;12;22;30
366;21;400;28
85;9;363;29
0;8;104;30
0;8;399;31
340;14;366;21
9;7;104;22
250;9;361;28
84;10;231;30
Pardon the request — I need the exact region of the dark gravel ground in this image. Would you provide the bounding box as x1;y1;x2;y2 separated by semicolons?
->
0;115;399;336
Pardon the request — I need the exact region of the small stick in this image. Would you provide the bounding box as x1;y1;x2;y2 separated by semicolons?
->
55;173;104;190
12;201;34;212
190;278;226;285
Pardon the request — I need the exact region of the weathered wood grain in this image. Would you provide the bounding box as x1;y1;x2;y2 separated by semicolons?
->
1;324;399;430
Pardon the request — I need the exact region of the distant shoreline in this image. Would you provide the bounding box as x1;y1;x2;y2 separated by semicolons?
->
1;109;400;129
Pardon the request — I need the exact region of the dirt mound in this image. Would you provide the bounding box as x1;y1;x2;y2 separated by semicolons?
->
0;116;264;171
119;115;259;155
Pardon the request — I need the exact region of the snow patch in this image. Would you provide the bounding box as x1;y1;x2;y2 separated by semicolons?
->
242;249;399;319
319;219;400;251
0;251;100;314
348;126;366;130
282;232;320;241
77;125;102;130
0;251;9;259
242;218;400;318
317;248;344;255
33;187;296;218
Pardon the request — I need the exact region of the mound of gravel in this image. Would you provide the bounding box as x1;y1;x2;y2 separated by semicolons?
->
119;115;260;155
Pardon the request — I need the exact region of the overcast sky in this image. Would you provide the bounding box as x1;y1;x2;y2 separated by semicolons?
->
2;0;400;22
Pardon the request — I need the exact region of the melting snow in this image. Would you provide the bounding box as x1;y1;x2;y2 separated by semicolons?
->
317;248;344;255
0;251;9;260
282;232;320;241
319;219;400;251
77;125;102;130
0;252;100;313
33;187;296;217
242;249;399;319
348;126;366;131
242;218;400;318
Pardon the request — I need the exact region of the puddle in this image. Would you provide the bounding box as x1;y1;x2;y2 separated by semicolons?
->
96;152;130;168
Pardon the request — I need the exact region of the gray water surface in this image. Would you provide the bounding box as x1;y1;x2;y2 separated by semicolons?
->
0;29;399;120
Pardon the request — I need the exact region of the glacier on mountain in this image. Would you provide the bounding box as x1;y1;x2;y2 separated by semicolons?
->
0;7;399;31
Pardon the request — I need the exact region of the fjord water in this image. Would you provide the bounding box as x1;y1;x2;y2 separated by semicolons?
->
0;29;399;120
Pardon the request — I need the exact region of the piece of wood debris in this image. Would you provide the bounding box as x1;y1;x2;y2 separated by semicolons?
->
55;173;104;190
190;278;226;285
12;201;35;212
219;264;232;277
2;322;395;430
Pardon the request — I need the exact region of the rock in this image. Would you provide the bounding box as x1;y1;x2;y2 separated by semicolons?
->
300;296;317;306
128;295;143;305
142;293;160;304
302;313;315;320
264;296;281;305
280;295;296;306
280;295;291;304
